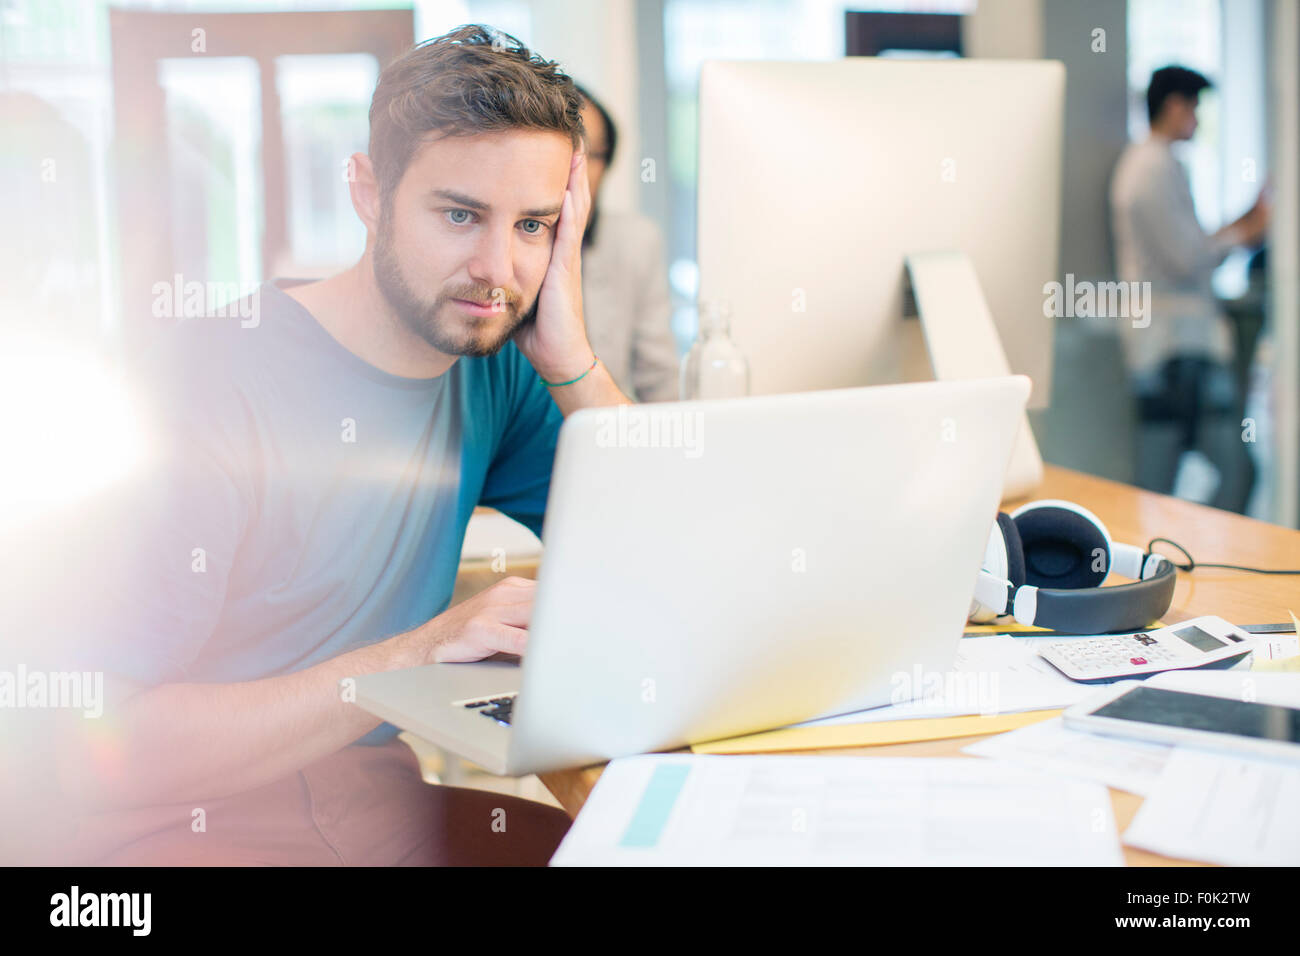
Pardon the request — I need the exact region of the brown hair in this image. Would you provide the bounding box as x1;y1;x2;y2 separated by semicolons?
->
368;24;584;204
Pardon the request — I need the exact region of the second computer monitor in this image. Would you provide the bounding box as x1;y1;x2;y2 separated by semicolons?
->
697;57;1064;407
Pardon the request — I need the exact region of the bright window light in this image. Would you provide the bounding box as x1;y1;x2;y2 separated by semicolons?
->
0;342;147;531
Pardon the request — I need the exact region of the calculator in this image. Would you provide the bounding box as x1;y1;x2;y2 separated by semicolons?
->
1037;615;1255;683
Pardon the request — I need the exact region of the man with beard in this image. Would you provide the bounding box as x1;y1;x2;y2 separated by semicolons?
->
53;25;629;866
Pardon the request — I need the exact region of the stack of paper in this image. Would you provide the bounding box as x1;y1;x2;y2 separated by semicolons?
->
1248;619;1300;669
961;669;1300;864
1124;748;1300;865
1115;669;1300;864
696;627;1300;755
551;754;1123;866
963;718;1172;796
692;635;1095;753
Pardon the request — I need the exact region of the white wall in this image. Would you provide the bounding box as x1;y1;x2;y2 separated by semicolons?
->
526;0;643;215
963;0;1044;58
1221;0;1268;222
1269;0;1299;528
1043;0;1129;284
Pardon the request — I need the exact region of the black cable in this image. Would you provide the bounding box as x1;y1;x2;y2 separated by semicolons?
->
1147;536;1300;575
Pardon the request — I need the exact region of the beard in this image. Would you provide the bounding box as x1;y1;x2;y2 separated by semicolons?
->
372;213;537;358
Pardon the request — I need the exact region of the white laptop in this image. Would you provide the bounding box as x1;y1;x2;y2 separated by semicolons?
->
350;375;1031;776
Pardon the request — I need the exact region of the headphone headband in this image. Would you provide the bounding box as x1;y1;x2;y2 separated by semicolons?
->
1009;557;1175;633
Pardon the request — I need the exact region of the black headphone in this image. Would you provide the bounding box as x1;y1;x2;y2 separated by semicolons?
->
969;499;1177;634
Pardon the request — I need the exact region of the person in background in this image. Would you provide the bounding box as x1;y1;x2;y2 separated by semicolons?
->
1110;65;1270;515
576;84;680;403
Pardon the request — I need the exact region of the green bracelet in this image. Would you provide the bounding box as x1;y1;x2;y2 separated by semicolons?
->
540;356;599;388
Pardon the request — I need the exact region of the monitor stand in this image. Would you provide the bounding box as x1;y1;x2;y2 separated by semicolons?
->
905;251;1044;502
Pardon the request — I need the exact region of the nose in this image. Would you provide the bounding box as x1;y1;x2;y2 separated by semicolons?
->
465;225;514;296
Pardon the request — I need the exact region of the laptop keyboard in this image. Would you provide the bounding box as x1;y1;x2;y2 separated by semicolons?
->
460;693;517;726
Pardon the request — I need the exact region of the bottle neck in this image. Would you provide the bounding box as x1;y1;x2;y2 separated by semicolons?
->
699;309;731;339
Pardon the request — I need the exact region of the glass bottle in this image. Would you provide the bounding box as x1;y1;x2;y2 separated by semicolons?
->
680;301;750;400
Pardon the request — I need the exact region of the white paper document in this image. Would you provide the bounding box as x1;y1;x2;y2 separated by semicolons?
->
963;717;1172;796
799;636;1298;731
1144;668;1300;705
550;754;1123;866
798;636;1095;728
1252;634;1299;661
1124;747;1300;865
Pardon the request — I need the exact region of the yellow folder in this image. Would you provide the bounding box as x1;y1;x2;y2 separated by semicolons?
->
691;709;1062;755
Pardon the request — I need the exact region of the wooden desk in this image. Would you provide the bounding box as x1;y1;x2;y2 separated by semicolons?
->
537;464;1300;865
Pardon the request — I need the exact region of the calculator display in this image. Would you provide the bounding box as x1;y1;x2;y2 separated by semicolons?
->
1173;625;1225;652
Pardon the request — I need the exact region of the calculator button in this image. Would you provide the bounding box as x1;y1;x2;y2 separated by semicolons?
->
1130;657;1147;665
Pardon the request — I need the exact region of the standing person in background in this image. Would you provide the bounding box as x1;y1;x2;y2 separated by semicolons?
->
1110;65;1270;514
576;85;680;403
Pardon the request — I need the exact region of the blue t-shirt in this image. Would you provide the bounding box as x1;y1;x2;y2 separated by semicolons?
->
91;280;562;734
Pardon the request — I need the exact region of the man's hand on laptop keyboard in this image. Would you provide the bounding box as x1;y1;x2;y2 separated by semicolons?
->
395;576;535;664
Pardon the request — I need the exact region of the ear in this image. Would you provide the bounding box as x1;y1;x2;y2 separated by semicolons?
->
347;152;382;235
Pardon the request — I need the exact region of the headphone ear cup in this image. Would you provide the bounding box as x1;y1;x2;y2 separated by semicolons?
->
1012;502;1110;590
996;512;1026;589
969;513;1023;623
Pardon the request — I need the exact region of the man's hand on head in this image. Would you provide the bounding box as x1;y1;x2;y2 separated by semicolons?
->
511;148;597;383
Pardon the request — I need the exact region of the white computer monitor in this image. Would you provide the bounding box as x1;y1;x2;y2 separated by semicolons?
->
697;57;1064;409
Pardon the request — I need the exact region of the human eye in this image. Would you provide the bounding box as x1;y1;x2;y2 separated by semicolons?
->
445;208;476;226
518;219;549;236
